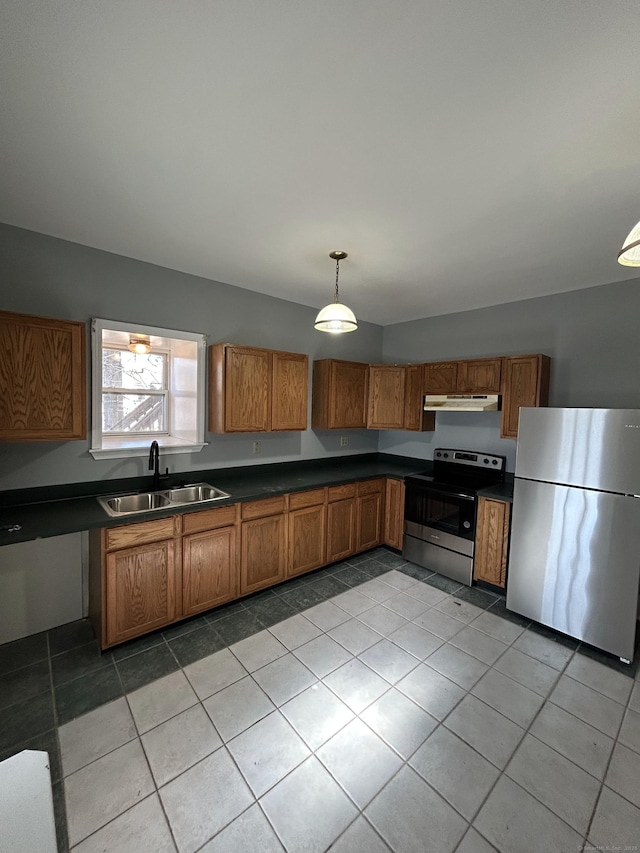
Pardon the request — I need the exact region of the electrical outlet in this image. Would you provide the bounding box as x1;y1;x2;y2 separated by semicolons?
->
340;436;349;447
252;441;261;454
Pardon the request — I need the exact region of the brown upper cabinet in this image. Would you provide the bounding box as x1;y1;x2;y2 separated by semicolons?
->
457;358;502;393
312;359;369;430
424;362;458;394
0;310;86;441
424;358;502;394
209;343;308;433
500;354;550;439
367;364;435;431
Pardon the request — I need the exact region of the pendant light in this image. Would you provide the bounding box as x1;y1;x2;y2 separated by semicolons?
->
128;334;151;354
314;251;358;334
618;220;640;266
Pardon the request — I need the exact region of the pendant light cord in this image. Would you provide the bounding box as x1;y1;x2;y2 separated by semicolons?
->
334;258;340;303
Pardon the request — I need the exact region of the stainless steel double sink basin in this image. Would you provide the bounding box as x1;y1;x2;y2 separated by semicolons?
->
98;483;231;518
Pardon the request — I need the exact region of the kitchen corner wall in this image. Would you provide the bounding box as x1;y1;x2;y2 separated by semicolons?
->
380;278;640;471
0;224;382;490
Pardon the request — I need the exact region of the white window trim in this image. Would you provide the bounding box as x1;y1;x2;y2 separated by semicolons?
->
90;318;208;460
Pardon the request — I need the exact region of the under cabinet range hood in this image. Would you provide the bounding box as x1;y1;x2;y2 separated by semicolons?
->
423;394;501;412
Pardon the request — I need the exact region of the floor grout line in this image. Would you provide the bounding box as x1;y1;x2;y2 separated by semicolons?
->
4;548;638;853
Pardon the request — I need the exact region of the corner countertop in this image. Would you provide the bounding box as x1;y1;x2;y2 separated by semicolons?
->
0;453;435;547
476;477;515;503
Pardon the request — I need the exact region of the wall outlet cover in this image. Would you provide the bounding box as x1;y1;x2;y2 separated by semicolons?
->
340;436;349;447
252;441;261;454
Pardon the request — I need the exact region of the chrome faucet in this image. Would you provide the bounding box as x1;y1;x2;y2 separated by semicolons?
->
148;441;168;491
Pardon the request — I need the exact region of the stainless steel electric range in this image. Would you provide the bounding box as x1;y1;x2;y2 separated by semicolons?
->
402;448;506;586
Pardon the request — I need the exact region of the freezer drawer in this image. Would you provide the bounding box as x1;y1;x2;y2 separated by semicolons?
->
507;478;640;660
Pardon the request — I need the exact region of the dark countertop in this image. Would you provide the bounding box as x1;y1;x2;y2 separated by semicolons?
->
476;475;515;503
0;453;435;547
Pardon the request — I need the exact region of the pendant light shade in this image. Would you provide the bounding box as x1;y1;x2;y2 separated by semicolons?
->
128;334;151;354
314;251;358;334
618;220;640;267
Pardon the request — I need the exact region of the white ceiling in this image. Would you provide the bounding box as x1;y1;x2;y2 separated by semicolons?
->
1;0;640;325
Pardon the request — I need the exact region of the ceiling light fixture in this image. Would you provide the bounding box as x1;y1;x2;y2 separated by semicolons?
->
314;251;358;334
618;219;640;266
128;334;151;354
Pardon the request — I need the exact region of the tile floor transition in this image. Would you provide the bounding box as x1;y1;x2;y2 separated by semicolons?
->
1;547;640;852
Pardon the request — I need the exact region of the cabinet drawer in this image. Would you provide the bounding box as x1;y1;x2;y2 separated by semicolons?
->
328;483;357;502
357;478;384;496
241;496;286;520
182;504;237;534
289;488;326;510
105;517;177;551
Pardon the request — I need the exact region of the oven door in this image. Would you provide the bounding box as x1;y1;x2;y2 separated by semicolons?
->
404;480;476;543
403;480;477;585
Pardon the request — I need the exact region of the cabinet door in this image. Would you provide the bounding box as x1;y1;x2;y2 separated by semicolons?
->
403;364;432;432
474;497;510;588
271;351;308;431
241;514;286;594
357;491;383;552
457;358;502;393
424;362;458;394
500;354;551;439
384;478;405;550
106;540;177;645
183;526;237;617
330;361;369;429
288;504;326;577
327;498;357;562
224;346;271;432
0;311;86;441
367;365;406;429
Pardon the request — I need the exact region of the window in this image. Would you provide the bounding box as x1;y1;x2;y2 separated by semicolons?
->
90;318;207;459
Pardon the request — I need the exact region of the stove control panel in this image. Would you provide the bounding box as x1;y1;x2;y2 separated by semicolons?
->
433;448;505;472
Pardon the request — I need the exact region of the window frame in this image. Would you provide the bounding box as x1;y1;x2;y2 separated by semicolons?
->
101;345;170;438
90;318;207;460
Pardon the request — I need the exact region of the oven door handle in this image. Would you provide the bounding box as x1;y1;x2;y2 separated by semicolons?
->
411;487;476;502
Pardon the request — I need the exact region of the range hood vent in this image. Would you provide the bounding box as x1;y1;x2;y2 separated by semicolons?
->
423;394;501;412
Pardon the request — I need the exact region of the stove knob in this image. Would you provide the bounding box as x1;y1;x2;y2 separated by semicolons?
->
492;459;498;465
463;521;471;529
483;458;489;464
443;452;449;458
436;451;441;457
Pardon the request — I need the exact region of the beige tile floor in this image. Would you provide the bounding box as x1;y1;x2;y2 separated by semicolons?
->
57;563;640;853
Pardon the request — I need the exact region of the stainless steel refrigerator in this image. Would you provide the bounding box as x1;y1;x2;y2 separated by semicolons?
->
507;407;640;662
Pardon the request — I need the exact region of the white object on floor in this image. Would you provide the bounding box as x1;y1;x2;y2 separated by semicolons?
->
0;749;57;853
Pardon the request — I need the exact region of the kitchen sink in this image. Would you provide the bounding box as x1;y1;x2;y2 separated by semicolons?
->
167;484;229;504
97;483;231;517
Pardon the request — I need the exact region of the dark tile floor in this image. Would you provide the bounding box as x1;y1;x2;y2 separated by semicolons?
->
0;546;637;852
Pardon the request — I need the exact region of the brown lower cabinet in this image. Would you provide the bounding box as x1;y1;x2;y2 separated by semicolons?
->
90;476;400;649
357;480;384;551
90;516;182;648
384;478;405;550
240;497;287;594
326;484;357;562
288;489;326;577
473;496;511;588
182;504;239;617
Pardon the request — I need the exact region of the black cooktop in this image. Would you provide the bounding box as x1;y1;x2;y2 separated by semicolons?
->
407;448;506;495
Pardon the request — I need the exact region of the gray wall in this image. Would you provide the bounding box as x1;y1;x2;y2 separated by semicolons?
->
3;223;639;488
380;279;640;470
0;224;383;490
